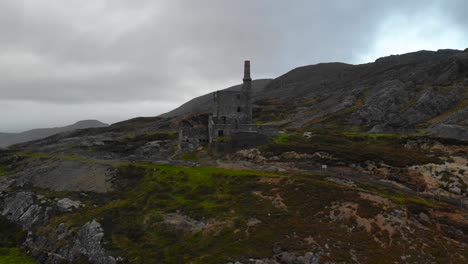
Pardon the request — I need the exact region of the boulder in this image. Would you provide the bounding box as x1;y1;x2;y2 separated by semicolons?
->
233;148;266;163
68;220;116;264
57;198;83;212
162;213;206;232
449;186;462;194
418;213;431;224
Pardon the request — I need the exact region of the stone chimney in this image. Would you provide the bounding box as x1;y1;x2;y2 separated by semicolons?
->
243;60;252;82
242;60;252;123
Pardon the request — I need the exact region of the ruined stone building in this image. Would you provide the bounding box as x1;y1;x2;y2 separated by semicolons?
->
179;61;278;151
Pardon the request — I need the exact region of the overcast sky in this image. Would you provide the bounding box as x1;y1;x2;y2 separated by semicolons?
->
1;0;467;132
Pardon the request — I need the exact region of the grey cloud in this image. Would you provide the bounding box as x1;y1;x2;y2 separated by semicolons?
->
0;0;467;131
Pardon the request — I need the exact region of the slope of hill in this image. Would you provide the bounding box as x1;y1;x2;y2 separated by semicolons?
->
258;49;468;138
0;120;109;148
0;124;466;263
164;49;468;141
160;79;272;118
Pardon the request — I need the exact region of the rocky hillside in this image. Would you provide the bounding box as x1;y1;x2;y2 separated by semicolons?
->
164;49;468;141
0;120;109;148
0;114;466;263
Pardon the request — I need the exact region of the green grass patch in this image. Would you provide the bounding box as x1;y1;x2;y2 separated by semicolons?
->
0;248;35;264
214;136;231;142
180;151;199;161
273;133;292;144
0;166;6;177
0;217;32;264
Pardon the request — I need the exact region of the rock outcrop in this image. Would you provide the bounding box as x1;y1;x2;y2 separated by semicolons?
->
25;220;117;264
68;220;116;264
1;190;116;263
1;192;50;229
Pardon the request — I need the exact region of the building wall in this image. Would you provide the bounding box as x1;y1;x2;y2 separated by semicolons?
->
179;127;209;150
179;122;278;152
209;124;278;142
213;91;251;124
210;131;272;154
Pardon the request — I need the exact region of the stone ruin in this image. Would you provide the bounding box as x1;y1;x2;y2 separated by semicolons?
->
179;61;278;152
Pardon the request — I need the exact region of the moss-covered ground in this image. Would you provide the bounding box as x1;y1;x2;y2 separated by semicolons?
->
0;217;34;264
0;166;6;177
7;126;467;264
28;153;464;263
0;248;36;264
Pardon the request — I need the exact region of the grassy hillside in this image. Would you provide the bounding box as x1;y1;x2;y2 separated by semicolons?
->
12;151;463;263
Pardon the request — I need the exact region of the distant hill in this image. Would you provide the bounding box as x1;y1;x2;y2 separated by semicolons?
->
0;120;109;148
